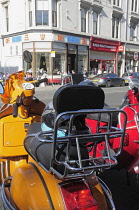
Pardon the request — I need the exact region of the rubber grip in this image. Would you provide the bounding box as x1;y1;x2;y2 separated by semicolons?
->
13;103;18;117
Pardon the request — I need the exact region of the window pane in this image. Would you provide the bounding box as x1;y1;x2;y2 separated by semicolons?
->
36;10;42;25
43;10;49;25
29;11;32;27
132;0;134;11
81;8;86;32
52;11;57;27
93;12;98;35
135;0;137;12
36;10;49;25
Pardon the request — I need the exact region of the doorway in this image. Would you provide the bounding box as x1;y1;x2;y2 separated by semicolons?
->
68;54;76;73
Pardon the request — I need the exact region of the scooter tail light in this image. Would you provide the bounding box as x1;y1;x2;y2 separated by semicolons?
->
60;180;98;210
130;76;134;78
101;78;107;79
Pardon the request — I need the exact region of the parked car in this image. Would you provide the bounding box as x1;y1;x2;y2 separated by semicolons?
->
90;73;125;87
122;72;139;85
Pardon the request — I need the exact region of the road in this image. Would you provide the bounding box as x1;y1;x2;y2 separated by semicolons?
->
0;85;139;209
34;85;129;108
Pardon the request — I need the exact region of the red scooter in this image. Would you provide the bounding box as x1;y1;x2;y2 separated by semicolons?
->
86;83;139;186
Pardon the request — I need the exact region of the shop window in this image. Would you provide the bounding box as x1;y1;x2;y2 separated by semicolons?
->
53;54;65;75
112;16;119;38
35;52;50;77
131;0;138;12
93;11;98;35
81;8;87;32
52;0;57;27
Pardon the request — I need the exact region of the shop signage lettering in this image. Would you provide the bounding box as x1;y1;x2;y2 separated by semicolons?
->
81;38;87;45
65;36;80;44
12;36;22;43
5;38;10;44
118;45;124;52
24;34;29;41
92;43;116;52
57;35;64;41
40;34;45;40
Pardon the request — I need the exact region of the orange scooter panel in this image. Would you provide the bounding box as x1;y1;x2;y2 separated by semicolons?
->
11;163;65;210
0;115;41;157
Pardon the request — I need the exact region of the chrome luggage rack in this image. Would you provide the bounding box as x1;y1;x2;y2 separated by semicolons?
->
25;109;127;179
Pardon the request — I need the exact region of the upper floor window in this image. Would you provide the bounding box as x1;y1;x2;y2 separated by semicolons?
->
16;46;18;55
5;6;9;32
36;10;48;25
131;0;138;12
113;0;120;7
130;21;137;41
112;16;119;38
52;0;57;27
81;8;87;32
10;46;12;55
36;0;49;26
29;0;32;27
93;11;98;35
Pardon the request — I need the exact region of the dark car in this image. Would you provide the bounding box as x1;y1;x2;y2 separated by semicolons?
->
122;72;139;85
90;73;125;87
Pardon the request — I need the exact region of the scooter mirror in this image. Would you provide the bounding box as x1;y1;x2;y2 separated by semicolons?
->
0;82;4;94
23;50;32;63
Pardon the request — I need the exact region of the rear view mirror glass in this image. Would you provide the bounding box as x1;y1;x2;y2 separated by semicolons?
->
0;82;4;94
23;50;32;63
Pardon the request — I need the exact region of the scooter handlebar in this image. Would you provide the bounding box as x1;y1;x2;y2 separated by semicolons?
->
33;78;48;87
13;103;18;118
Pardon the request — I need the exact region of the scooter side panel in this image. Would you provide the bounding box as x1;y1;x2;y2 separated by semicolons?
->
10;162;65;210
0;115;41;157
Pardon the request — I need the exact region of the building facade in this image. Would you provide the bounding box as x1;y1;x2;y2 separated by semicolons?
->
0;0;139;77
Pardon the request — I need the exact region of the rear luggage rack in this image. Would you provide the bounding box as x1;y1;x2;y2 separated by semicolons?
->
25;109;127;179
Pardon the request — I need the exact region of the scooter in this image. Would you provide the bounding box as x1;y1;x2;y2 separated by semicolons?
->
0;53;47;183
86;82;139;184
1;83;127;210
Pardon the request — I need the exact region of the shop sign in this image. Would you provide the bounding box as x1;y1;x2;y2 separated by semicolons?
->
24;34;29;41
65;36;80;44
51;51;55;57
91;43;117;52
134;52;138;60
80;38;87;45
118;45;124;52
12;36;22;43
57;35;64;41
5;38;10;44
40;34;45;40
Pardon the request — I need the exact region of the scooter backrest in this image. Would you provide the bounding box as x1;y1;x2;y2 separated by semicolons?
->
53;85;105;115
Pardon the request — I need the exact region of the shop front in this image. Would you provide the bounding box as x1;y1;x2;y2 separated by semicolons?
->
89;36;123;76
124;44;139;73
22;33;89;82
3;33;89;83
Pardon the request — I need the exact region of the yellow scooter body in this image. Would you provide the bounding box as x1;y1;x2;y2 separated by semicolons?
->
0;93;45;182
9;157;108;210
